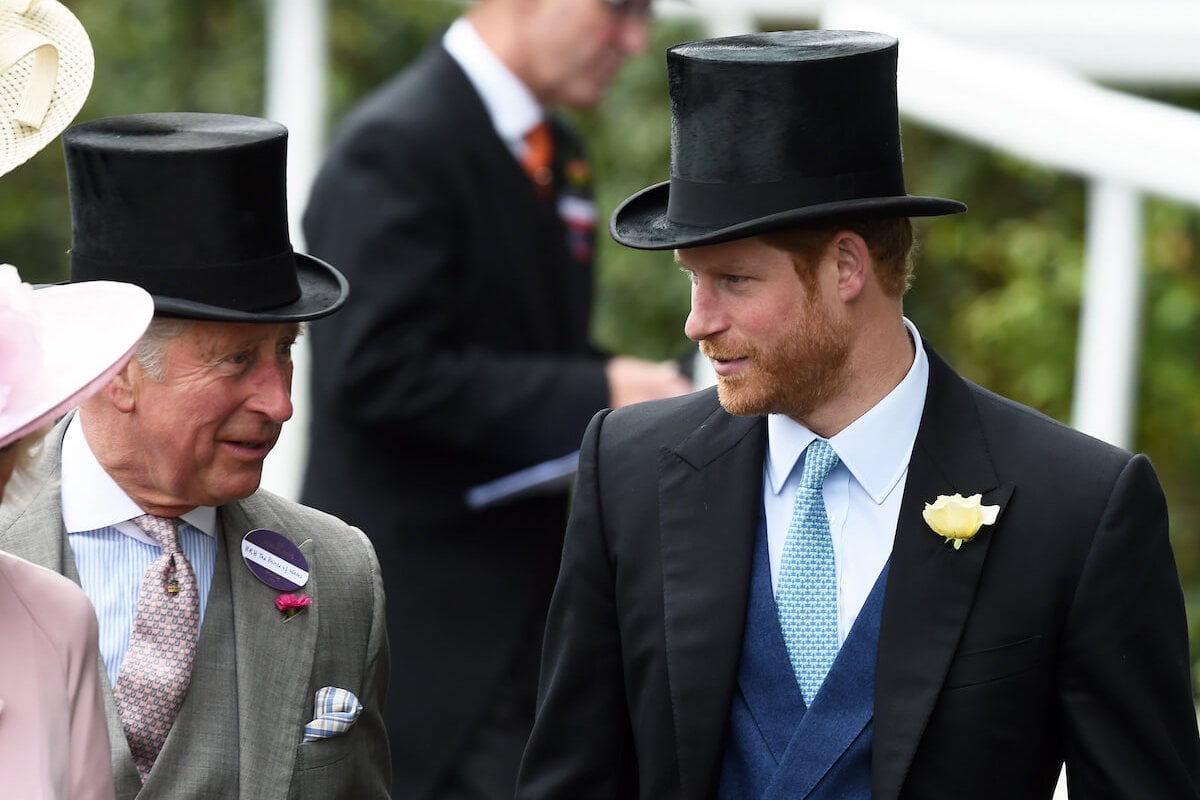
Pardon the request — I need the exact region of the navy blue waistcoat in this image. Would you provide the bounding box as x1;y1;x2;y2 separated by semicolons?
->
718;512;888;800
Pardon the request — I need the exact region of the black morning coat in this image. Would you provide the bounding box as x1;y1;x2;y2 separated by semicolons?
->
517;345;1200;799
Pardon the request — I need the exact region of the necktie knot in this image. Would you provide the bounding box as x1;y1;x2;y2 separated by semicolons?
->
132;513;182;553
799;439;839;490
521;120;554;195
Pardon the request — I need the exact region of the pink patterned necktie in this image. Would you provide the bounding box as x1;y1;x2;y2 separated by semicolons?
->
113;514;199;782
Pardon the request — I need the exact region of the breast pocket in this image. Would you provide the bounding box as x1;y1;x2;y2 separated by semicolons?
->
943;635;1045;689
293;729;356;773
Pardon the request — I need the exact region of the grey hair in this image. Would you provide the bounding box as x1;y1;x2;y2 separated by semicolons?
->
134;318;194;382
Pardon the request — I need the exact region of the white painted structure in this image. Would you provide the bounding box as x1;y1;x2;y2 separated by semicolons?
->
261;0;326;499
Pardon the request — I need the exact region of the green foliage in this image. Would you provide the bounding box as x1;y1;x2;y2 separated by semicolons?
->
571;21;703;362
324;0;458;122
1141;195;1200;591
901;129;1087;420
1;0;267;283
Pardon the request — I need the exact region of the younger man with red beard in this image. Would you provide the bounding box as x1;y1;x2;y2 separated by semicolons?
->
515;30;1200;800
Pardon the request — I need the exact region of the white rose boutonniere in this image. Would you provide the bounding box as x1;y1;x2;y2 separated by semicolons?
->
923;493;1000;550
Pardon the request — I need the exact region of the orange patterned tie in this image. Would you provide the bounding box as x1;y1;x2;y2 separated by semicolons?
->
521;120;554;197
113;514;199;782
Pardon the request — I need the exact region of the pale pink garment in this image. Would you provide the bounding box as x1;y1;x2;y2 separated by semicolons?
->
0;550;114;800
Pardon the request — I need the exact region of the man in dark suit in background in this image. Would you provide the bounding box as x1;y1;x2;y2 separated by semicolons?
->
516;31;1200;799
300;0;691;797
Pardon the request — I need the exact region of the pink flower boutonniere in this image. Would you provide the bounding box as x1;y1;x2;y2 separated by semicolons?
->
275;592;312;621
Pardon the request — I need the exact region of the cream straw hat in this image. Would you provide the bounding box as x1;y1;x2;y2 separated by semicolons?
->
0;0;92;177
0;1;139;450
0;4;137;450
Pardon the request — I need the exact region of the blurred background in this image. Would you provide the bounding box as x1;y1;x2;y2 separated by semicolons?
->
7;0;1200;677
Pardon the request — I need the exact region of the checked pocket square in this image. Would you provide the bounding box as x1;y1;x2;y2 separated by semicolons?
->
303;686;363;742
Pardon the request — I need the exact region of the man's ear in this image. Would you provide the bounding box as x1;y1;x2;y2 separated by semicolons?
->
830;231;870;302
103;361;139;413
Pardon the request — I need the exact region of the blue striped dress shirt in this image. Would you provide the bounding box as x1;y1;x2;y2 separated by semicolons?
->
70;523;217;687
61;416;218;688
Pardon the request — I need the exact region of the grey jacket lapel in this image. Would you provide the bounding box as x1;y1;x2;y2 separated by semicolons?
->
223;500;318;800
106;664;140;798
0;480;68;571
872;347;1013;800
660;403;764;797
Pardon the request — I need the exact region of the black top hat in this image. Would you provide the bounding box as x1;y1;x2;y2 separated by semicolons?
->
63;112;348;321
611;30;966;251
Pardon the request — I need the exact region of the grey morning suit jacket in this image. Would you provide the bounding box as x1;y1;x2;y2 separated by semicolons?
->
0;418;391;799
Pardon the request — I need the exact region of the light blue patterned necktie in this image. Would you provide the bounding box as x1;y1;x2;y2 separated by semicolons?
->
776;439;841;704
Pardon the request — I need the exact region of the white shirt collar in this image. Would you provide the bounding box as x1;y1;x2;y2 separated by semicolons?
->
766;317;929;503
443;17;544;150
61;414;217;537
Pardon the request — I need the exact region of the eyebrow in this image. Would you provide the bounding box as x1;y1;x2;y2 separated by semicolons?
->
196;326;301;365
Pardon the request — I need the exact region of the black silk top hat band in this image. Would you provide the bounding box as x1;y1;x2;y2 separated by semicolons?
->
63;112;348;322
610;30;966;251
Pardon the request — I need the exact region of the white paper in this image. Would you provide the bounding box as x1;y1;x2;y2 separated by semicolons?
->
465;451;580;510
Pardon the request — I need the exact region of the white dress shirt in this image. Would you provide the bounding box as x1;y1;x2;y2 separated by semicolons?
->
61;415;218;687
763;318;929;643
443;17;544;160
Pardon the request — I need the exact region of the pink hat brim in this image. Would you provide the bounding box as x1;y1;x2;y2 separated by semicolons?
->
0;279;153;449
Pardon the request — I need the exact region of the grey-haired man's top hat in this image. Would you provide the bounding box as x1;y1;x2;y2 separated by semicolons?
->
611;30;966;251
63;112;348;322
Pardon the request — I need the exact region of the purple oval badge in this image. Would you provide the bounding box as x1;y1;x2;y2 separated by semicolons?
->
241;529;309;591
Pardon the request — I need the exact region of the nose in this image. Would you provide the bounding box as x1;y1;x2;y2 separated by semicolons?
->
248;357;294;423
684;280;725;342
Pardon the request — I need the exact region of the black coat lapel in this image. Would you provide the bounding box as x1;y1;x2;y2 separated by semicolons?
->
659;402;764;797
547;118;597;346
872;346;1014;800
429;45;579;350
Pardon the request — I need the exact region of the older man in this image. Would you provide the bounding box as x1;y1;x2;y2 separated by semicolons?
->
0;113;390;799
300;0;691;797
517;31;1200;799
